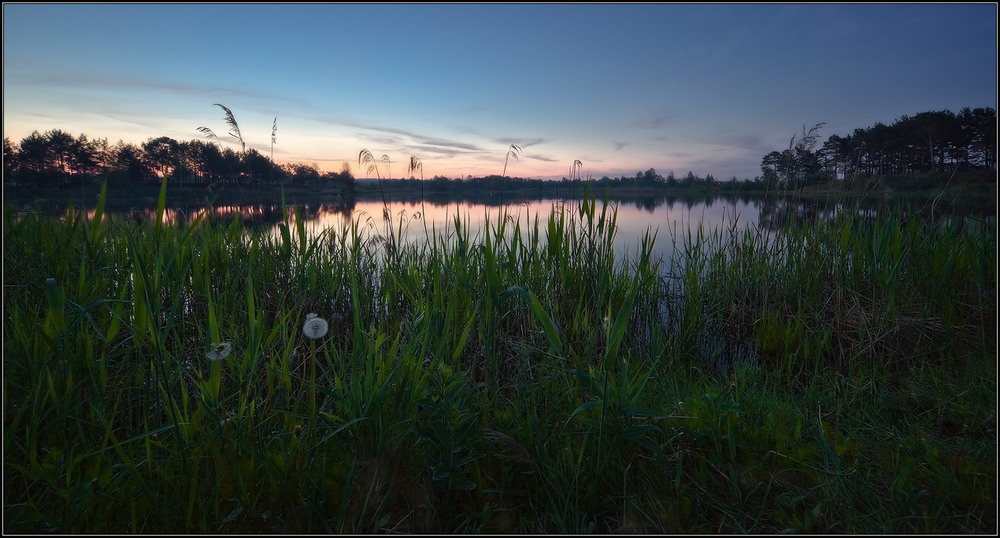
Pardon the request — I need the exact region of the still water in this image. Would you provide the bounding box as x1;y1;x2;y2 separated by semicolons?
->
275;196;767;266
66;192;906;269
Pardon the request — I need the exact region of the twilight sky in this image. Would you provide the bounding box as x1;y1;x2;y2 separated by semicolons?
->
3;3;996;181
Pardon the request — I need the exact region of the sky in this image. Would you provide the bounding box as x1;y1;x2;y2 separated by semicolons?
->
3;3;997;181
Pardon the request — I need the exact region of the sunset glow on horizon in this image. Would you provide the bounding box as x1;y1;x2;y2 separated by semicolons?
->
3;3;996;181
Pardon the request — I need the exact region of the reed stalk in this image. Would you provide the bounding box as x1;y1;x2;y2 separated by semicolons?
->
3;182;993;533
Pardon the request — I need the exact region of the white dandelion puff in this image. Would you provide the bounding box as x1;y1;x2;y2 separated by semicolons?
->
302;313;329;340
207;341;232;361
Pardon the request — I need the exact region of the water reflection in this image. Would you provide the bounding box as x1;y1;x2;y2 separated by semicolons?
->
56;192;992;266
129;201;355;231
755;192;995;231
282;196;765;265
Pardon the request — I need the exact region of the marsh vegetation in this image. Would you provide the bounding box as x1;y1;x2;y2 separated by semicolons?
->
3;176;995;533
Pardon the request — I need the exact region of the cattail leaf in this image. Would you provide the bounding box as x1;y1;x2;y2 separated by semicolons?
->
43;278;66;336
605;272;642;365
88;179;107;245
569;400;602;419
507;285;563;358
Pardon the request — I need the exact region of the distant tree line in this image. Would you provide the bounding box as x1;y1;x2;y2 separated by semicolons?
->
4;106;994;198
2;130;354;193
761;107;996;189
358;170;762;204
2;126;746;197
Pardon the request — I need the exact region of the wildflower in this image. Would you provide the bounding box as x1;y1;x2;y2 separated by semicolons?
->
302;313;329;340
207;341;232;361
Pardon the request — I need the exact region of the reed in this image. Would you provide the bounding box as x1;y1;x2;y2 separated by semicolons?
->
3;179;994;533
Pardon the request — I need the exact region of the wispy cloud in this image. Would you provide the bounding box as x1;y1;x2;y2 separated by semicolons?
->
497;137;544;148
311;117;489;158
632;108;676;130
689;130;771;157
352;124;484;152
9;69;284;106
526;153;559;163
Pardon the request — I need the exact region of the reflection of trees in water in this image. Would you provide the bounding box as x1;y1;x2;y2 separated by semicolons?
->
26;186;990;235
624;193;760;214
203;204;287;229
110;199;358;230
397;189;760;212
211;200;356;230
288;201;355;222
756;193;995;232
757;196;840;230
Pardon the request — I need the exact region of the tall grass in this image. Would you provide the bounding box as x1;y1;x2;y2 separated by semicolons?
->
3;179;995;533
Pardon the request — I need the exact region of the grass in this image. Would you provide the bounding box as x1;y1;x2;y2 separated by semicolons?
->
3;178;995;533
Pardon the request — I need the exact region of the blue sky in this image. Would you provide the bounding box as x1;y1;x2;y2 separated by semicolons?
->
3;3;996;181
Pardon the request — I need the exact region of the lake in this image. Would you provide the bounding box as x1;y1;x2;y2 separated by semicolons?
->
30;189;987;272
290;196;768;266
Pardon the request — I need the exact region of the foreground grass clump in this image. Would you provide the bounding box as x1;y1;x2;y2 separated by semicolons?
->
3;180;995;533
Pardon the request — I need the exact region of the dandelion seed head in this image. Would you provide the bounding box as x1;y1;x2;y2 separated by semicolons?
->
303;314;329;339
207;341;232;361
